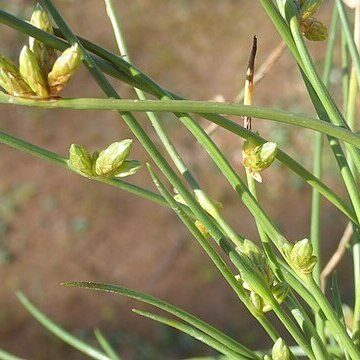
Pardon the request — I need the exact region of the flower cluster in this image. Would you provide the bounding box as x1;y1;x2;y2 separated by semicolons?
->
264;338;290;360
283;238;317;276
242;138;278;183
236;240;289;313
298;0;328;41
68;140;142;179
0;3;81;98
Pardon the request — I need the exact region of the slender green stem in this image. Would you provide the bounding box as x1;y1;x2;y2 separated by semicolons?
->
303;73;360;234
259;0;360;178
17;292;109;360
0;349;24;360
132;308;253;360
287;6;360;177
247;173;327;358
331;273;351;360
342;30;351;113
147;164;274;354
94;329;121;360
353;227;360;336
336;0;360;87
345;1;360;337
285;295;328;360
312;4;339;342
269;301;315;360
305;276;360;360
2;96;359;148
288;16;360;232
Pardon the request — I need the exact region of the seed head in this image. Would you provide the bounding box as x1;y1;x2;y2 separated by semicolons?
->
272;338;290;360
95;140;133;177
29;3;57;75
283;238;317;275
0;54;34;97
47;44;81;95
19;45;49;97
242;139;277;182
301;17;328;41
68;144;94;178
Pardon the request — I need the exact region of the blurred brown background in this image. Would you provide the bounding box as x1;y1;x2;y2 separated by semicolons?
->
0;0;353;359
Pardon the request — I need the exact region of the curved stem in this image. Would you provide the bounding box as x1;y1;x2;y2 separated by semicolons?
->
1;95;359;147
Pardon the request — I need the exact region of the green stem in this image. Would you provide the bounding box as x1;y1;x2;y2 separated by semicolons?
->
336;0;360;87
287;6;360;177
148;164;275;355
246;174;328;359
17;292;109;360
2;96;359;147
311;3;339;342
94;329;121;360
0;349;24;360
342;30;350;113
288;15;360;232
258;0;360;176
345;1;360;336
305;277;360;360
132;308;253;359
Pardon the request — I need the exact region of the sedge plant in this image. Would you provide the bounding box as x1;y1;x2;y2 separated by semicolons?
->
0;0;359;359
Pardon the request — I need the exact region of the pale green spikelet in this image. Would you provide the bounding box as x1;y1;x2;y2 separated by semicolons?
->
30;3;53;34
283;238;317;276
47;44;81;95
272;338;290;360
19;45;49;97
300;17;328;41
95;140;133;177
242;240;274;286
0;54;34;97
68;144;94;178
242;139;278;183
29;3;57;75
